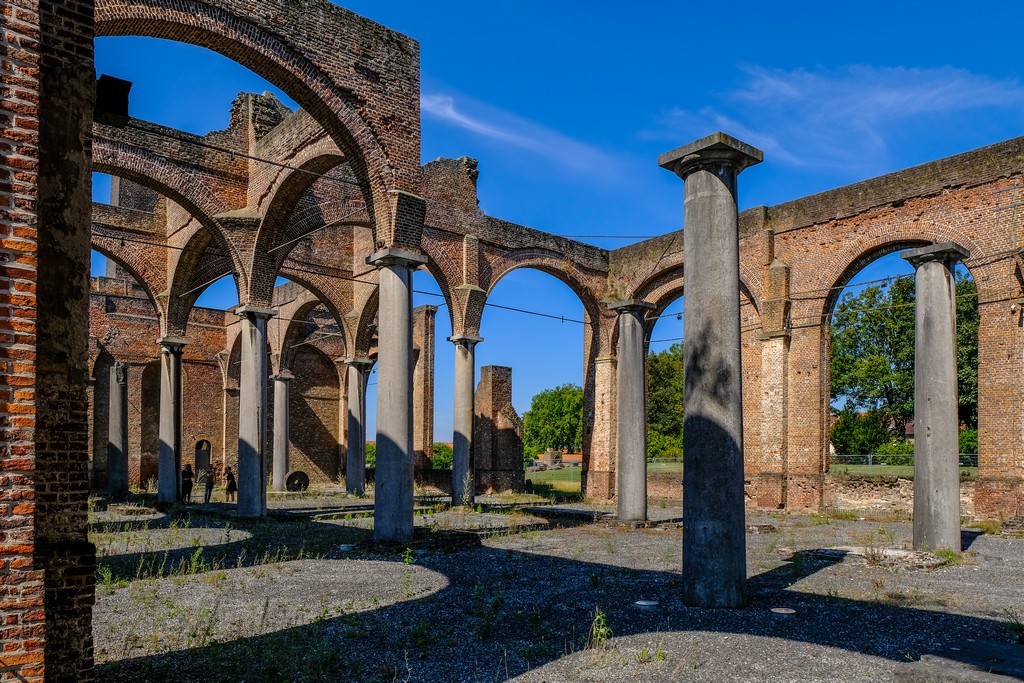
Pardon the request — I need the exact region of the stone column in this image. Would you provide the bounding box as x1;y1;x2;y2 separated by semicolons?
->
157;337;187;505
901;242;970;552
370;248;427;543
450;334;482;506
609;301;654;521
271;372;293;492
235;306;276;517
660;132;762;608
107;361;129;501
344;358;373;495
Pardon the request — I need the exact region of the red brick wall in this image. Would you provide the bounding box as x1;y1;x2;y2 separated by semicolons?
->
0;0;98;679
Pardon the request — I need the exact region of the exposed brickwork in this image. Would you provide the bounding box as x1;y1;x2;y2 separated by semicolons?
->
473;366;525;493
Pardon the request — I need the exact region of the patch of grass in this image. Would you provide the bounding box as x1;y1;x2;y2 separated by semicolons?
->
968;518;1003;535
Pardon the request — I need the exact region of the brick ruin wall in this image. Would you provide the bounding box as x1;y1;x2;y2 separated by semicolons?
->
88;276;343;487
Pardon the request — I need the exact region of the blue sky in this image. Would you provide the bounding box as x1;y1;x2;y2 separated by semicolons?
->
92;2;1024;440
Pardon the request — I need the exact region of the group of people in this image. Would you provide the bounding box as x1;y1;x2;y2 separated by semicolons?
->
178;463;237;504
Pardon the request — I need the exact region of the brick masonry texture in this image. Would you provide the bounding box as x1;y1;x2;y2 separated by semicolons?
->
5;0;1024;677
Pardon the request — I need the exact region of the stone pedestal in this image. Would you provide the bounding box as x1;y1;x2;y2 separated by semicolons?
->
107;362;129;500
271;372;292;492
344;358;373;495
370;248;426;543
450;334;482;506
609;301;654;521
157;337;186;505
901;242;970;552
236;306;276;517
660;132;762;608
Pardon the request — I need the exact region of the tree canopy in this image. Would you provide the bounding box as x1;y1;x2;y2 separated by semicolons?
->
647;342;684;459
829;271;978;437
522;383;584;454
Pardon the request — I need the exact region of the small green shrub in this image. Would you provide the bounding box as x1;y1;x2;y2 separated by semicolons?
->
958;429;978;455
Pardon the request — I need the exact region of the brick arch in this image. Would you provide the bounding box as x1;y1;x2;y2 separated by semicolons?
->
95;0;398;242
817;227;979;326
167;228;240;337
90;242;164;317
481;250;603;333
251;151;351;304
353;287;379;358
93;136;232;236
277;290;348;372
419;240;459;333
635;264;761;337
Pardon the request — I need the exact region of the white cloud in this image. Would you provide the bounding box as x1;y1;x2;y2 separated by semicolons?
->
649;65;1024;170
420;92;614;173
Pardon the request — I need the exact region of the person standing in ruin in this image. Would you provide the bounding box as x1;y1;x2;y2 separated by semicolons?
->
203;465;215;504
180;463;194;504
225;466;237;503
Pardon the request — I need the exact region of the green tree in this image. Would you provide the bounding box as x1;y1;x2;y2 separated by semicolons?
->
955;274;979;428
830;277;916;436
646;342;684;459
830;406;891;455
523;384;584;453
829;273;979;434
432;442;453;470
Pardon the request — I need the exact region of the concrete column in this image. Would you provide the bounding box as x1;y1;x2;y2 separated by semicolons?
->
660;132;762;608
157;337;187;505
369;248;427;543
901;242;970;552
609;301;654;521
271;372;293;492
235;305;276;517
343;358;373;495
450;334;482;506
107;361;129;500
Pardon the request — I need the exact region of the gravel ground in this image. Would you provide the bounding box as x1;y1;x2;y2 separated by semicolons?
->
90;496;1024;682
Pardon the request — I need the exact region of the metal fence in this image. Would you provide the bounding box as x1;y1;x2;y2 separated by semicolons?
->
829;453;978;472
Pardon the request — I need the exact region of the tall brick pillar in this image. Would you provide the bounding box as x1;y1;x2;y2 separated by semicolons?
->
156;337;186;505
370;248;426;543
582;310;618;500
660;132;762;608
0;0;99;679
412;304;437;472
473;366;526;493
753;257;791;508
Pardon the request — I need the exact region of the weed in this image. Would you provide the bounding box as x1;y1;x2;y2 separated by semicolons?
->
934;548;962;567
585;608;612;650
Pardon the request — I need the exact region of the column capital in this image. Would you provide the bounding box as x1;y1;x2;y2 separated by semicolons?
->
235;305;277;320
272;371;294;382
340;356;374;370
113;361;129;385
606;299;655;314
900;242;971;268
156;336;187;354
367;247;428;269
659;132;763;180
448;334;483;348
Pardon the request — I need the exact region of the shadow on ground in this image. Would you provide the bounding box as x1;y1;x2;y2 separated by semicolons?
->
89;499;1022;683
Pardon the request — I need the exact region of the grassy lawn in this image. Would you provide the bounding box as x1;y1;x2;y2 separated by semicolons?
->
829;465;978;478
